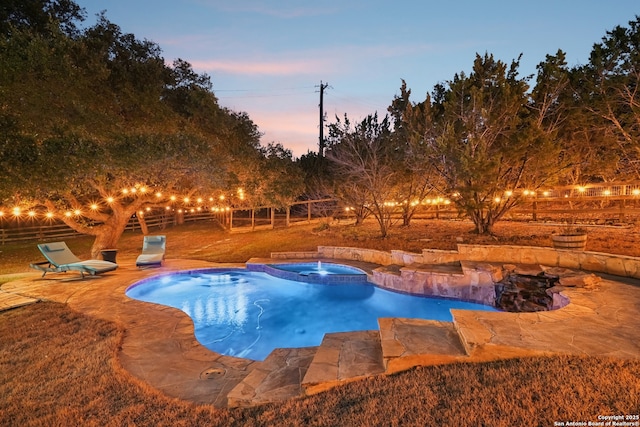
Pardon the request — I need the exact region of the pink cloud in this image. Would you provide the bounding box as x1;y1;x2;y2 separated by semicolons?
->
192;58;325;76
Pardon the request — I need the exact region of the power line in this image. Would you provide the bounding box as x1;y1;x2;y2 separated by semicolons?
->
214;86;317;99
215;85;316;92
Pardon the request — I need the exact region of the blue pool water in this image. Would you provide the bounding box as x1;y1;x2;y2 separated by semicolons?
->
269;261;364;275
126;268;498;361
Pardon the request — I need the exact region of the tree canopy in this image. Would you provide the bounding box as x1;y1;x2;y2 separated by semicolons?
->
0;1;302;255
3;2;640;243
318;16;640;235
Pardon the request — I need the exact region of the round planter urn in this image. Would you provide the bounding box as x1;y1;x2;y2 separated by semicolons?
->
551;233;587;250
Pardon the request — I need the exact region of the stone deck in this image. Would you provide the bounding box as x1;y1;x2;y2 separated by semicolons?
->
1;251;639;408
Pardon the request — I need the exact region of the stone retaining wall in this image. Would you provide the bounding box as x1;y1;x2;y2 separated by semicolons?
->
270;244;631;307
371;261;501;306
310;244;640;279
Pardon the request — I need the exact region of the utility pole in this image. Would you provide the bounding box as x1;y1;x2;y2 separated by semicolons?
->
318;80;329;158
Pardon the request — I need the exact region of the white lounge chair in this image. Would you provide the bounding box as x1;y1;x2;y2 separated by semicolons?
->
31;241;118;279
136;235;166;268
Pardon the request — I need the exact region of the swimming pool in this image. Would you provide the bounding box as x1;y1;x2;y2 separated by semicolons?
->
126;268;498;361
247;261;368;284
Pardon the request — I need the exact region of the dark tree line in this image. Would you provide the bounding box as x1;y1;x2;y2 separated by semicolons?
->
2;2;639;247
309;16;640;235
0;0;302;255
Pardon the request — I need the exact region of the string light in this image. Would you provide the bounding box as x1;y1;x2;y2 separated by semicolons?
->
4;184;635;223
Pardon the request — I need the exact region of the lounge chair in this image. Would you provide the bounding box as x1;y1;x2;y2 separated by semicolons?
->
30;241;118;279
136;235;166;268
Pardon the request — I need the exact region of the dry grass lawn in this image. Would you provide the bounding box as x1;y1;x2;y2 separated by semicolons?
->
1;219;640;425
1;302;638;426
4;219;640;275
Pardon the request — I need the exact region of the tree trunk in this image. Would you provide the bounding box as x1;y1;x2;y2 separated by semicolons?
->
471;209;494;235
89;209;137;259
138;213;149;235
373;209;390;238
251;209;255;231
402;207;413;226
48;198;142;259
91;228;122;259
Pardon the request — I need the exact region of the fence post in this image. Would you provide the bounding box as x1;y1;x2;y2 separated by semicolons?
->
251;209;255;231
532;201;538;221
620;199;626;221
270;207;275;229
286;206;291;227
308;201;312;222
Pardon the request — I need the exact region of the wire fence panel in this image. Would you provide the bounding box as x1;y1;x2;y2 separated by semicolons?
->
3;186;640;244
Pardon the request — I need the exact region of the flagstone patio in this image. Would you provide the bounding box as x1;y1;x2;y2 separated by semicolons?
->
1;249;639;408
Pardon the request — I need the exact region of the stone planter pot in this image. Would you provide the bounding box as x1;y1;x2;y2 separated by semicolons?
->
551;233;587;250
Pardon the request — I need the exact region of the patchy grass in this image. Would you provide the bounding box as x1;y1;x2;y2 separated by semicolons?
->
3;219;640;275
1;302;638;426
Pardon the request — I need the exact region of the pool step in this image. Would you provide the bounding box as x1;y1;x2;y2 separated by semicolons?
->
226;346;317;408
227;320;480;406
301;330;386;395
378;317;469;374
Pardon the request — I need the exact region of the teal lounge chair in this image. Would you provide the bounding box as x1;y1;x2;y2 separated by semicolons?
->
30;241;118;279
136;235;166;268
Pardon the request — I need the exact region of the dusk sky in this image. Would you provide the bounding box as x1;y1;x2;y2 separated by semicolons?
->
76;1;639;157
